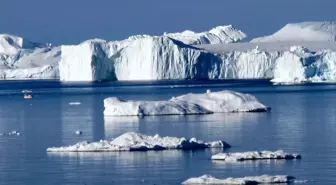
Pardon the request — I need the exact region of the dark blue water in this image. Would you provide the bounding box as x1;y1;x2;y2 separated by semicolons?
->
0;80;336;185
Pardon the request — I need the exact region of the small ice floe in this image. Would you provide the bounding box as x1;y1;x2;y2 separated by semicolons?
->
22;90;33;99
104;90;270;116
24;94;33;99
74;130;82;135
211;150;301;161
1;130;21;136
46;132;231;152
69;102;81;105
22;90;32;93
182;175;296;185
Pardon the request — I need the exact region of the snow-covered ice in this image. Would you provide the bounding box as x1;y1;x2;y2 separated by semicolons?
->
46;132;231;152
211;150;301;161
182;175;296;184
104;90;269;116
163;25;247;45
0;34;60;79
251;22;336;42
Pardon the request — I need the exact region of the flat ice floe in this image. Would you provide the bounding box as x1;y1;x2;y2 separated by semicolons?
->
104;90;270;116
211;150;301;161
46;132;231;152
182;175;296;185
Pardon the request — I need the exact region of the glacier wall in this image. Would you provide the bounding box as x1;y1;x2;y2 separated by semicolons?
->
60;37;222;81
2;22;336;83
59;41;115;81
59;33;336;83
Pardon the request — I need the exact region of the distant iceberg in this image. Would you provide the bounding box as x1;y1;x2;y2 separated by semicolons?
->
46;132;231;152
103;90;270;116
0;34;60;79
2;22;336;84
182;175;296;185
211;150;301;162
251;22;336;42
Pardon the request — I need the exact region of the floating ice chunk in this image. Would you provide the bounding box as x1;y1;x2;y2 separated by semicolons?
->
75;130;82;135
1;131;21;136
172;90;270;113
46;132;231;152
104;90;269;116
69;102;81;105
211;150;301;161
182;175;296;185
104;97;212;116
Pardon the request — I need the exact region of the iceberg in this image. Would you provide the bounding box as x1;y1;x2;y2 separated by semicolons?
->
2;22;336;83
182;175;296;185
251;22;336;42
0;34;47;55
0;35;60;79
60;36;222;81
211;150;301;161
46;132;231;152
103;90;270;116
163;25;247;45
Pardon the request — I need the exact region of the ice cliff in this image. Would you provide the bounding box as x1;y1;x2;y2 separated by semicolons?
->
3;22;336;83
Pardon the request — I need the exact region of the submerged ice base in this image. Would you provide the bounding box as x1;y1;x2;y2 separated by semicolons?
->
182;175;296;185
46;132;231;152
103;90;270;116
211;150;301;161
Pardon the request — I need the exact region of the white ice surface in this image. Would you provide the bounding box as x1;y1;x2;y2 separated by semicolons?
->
46;132;231;152
211;150;301;161
182;175;296;185
104;90;269;116
0;37;60;79
198;43;336;83
251;22;336;42
163;25;247;45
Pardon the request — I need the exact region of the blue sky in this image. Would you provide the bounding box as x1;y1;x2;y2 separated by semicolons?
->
1;0;335;45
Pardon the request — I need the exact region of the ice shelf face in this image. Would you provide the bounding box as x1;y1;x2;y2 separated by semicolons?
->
182;175;296;185
103;90;270;116
251;22;336;42
59;41;115;81
211;150;301;161
46;132;231;152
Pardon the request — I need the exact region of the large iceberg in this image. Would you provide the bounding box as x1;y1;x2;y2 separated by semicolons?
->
103;90;270;116
182;175;296;185
2;22;336;83
60;36;222;81
46;132;231;152
211;150;301;162
251;22;336;42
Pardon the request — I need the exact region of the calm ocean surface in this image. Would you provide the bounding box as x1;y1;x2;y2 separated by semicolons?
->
0;80;335;185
